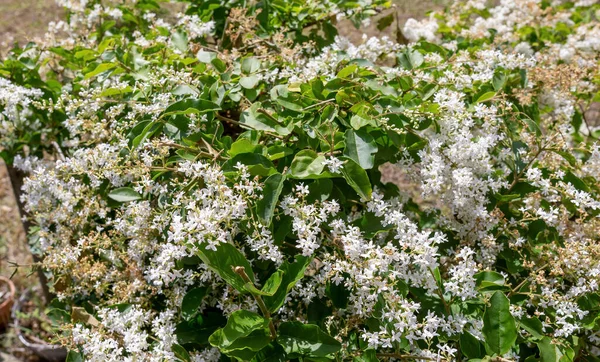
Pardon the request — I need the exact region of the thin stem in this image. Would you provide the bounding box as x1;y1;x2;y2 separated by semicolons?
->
376;353;439;361
233;266;277;340
429;268;450;315
506;146;545;193
257;108;282;124
508;263;548;297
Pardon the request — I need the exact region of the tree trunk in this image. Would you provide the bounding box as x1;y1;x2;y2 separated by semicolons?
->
6;165;52;304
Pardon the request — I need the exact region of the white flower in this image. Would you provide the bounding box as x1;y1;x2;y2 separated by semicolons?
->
323;156;344;173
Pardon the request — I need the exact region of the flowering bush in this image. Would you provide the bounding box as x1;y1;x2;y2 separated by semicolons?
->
1;0;600;361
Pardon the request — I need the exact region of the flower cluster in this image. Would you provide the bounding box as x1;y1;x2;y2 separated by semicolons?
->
1;0;600;361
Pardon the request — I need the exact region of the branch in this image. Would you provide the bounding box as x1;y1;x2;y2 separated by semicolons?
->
233;266;277;340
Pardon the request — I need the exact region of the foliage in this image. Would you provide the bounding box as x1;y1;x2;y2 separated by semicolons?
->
1;0;600;361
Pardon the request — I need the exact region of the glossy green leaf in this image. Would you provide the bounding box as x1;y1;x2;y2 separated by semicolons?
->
337;64;357;78
277;322;342;357
460;331;482;359
66;351;83;362
264;255;311;313
290;150;326;178
197;50;216;63
343;129;378;169
398;48;424;70
162;99;221;117
476;91;496;103
538;336;564;362
492;70;507;91
172;343;191;362
482;292;517;355
196;243;254;293
257;173;285;224
521;316;545;341
251;342;287;362
240;103;291;136
100;86;132;97
209;310;271;360
475;271;508;291
108;187;142;202
261;270;284;296
241;57;261;74
240;75;259;89
224;153;277;176
181;287;209;320
228;138;257;157
340;157;372;200
84;62;116;79
244;270;283;297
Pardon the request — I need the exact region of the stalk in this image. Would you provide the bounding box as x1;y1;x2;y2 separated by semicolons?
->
233;266;277;340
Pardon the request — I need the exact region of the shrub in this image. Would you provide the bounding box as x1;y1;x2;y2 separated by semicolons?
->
1;0;600;361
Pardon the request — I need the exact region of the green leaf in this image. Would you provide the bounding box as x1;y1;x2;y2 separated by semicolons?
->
241;57;261;74
108;187;142;202
84;62;116;79
523;116;542;137
240;103;291;136
229;138;257;157
261;270;284;296
176;310;226;346
277;322;342;357
552;150;577;167
520;316;545;341
224;153;277;177
181;287;209;320
290;150;326;178
337;64;357;79
162;99;221;117
100;86;133;97
353;349;378;362
482;292;517;355
340;157;372;200
397;48;424;70
275;95;304;112
326;279;350;309
475;271;508;292
209;310;271;360
377;13;394;31
172;343;191;362
493;193;522;203
264;255;311;313
350;114;376;130
197;50;216;63
267;145;293;160
251;342;287;362
492;70;507;91
196;243;254;293
244;270;283;297
460;331;482;359
66;351;83;362
343;129;378;169
538;336;564;362
211;58;227;72
257;173;285;225
476;91;496;103
240;75;259;89
172;31;188;52
563;171;590;192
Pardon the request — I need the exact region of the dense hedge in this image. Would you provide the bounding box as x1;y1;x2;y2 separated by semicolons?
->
1;0;600;361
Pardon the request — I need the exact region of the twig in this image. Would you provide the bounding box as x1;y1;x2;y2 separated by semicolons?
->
233;266;277;340
376;353;439;361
